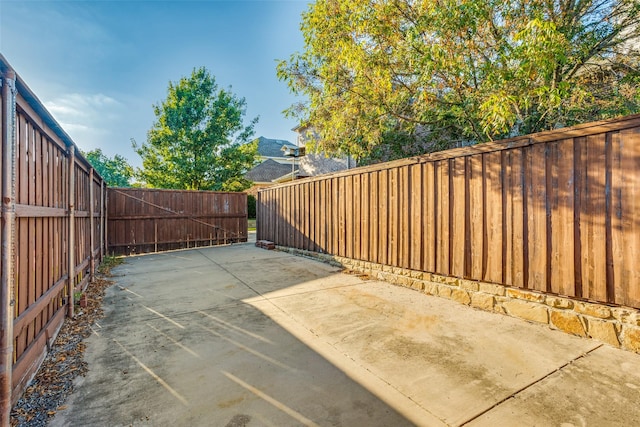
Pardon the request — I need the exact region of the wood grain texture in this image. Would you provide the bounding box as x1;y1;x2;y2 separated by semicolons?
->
410;164;422;271
8;97;106;403
469;155;484;280
451;157;466;278
613;128;640;307
255;115;640;310
107;189;247;255
423;162;436;273
527;143;548;292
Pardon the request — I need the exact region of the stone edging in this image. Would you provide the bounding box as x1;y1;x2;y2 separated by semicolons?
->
278;246;640;354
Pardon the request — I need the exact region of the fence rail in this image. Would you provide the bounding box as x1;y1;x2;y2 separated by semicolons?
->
1;55;106;422
257;114;640;310
107;188;248;256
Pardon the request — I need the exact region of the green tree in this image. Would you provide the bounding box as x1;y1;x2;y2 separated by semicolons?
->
135;67;258;190
83;148;134;187
278;0;640;164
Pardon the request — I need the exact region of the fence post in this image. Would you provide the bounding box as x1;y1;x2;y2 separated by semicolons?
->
100;181;104;262
256;191;261;240
89;168;95;283
0;68;17;427
104;188;108;256
67;145;75;318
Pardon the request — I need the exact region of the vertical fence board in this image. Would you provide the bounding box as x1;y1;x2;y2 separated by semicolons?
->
292;183;299;248
613;128;640;307
504;151;514;286
345;176;353;259
423;162;436;273
313;180;321;251
305;182;312;251
331;178;339;255
527;143;548;292
378;171;388;266
298;182;304;249
353;174;361;260
324;179;330;252
279;186;285;245
513;148;526;287
319;181;326;252
285;184;291;246
399;167;410;269
469;155;484;280
388;168;398;267
505;149;525;287
369;173;378;263
552;140;576;296
451;157;466;278
298;183;304;249
360;173;369;261
410;165;422;271
484;152;503;283
435;161;450;276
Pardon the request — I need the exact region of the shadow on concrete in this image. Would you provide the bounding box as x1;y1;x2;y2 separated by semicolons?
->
51;243;416;427
51;241;640;427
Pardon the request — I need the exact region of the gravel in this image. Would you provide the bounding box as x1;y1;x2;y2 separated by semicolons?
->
10;270;115;426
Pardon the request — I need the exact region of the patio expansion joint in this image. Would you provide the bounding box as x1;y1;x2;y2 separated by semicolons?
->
457;343;604;426
195;249;264;299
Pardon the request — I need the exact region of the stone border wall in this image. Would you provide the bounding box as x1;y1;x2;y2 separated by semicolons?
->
279;247;640;354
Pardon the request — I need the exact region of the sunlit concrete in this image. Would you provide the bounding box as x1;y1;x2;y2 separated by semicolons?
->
51;240;640;426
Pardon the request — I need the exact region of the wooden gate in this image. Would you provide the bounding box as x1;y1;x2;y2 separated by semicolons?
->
107;188;248;255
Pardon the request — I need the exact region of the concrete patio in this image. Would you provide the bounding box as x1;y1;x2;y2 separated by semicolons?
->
51;237;640;426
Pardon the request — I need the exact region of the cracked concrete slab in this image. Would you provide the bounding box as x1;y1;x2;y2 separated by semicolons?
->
51;240;640;426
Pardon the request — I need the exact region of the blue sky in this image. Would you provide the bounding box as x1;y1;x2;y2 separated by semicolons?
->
0;0;310;167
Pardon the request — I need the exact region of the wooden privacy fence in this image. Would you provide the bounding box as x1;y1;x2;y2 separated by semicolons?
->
257;114;640;310
107;188;248;256
0;56;106;422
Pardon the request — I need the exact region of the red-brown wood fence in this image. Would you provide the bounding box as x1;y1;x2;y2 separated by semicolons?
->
107;188;248;256
1;56;106;421
257;114;640;310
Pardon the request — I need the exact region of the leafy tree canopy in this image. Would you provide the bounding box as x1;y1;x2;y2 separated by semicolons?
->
278;0;640;164
83;148;134;187
135;67;258;190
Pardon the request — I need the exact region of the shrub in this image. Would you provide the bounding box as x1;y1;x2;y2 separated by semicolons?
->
247;194;256;219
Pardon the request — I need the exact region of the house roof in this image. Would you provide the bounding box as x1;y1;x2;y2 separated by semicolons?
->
254;136;297;158
272;170;301;183
245;159;297;183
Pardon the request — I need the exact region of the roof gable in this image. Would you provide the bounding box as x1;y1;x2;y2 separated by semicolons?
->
254;136;297;158
245;158;297;183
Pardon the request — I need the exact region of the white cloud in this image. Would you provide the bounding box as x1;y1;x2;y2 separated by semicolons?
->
45;93;121;121
44;93;123;152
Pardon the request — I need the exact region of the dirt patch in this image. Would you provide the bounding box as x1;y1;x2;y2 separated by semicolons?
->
10;258;121;426
342;269;372;281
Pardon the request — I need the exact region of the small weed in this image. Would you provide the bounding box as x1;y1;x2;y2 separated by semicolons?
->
97;255;123;276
